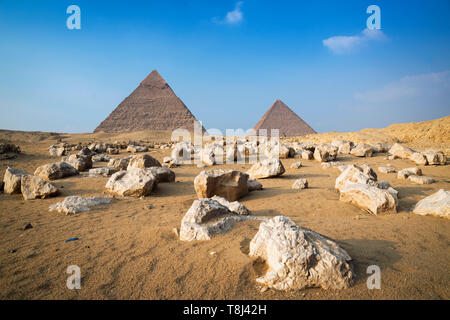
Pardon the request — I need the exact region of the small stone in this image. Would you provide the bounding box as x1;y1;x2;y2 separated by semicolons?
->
24;223;33;230
260;287;268;293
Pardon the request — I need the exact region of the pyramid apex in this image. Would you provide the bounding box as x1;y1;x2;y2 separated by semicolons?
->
140;70;166;86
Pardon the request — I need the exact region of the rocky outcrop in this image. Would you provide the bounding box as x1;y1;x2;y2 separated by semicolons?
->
105;168;157;197
21;175;59;200
34;162;79;180
413;189;449;219
49;196;112;215
3;167;28;194
249;216;354;290
247;159;285;179
194;170;249;201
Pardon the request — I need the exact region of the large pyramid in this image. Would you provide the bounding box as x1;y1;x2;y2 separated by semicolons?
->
94;70;204;133
253;99;316;137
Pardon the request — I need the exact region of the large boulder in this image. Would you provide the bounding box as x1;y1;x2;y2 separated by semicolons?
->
335;165;377;192
49;145;66;157
413;189;449;219
179;198;254;241
127;154;161;170
300;150;313;160
339;183;398;215
249;216;354;290
34;162;79;180
372;142;390;153
49;196;112;215
105;168;157;197
194;169;249;201
108;157;131;170
331;139;353;154
146;167;175;183
247;159;285;179
409;152;428;166
3;167;28;194
63;154;92;171
388;143;415;159
313;144;338;162
422;150;447;165
350;143;373;157
21;175;59;200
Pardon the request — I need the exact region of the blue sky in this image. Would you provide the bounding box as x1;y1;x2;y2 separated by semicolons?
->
0;0;449;133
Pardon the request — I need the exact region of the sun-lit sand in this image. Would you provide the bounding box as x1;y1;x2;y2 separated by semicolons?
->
0;116;449;299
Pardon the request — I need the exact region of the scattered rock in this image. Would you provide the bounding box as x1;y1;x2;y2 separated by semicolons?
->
292;178;308;190
422;150;447;165
290;161;302;169
397;167;422;180
179;198;257;241
24;223;33;230
63;154;93;171
247;159;285;179
92;153;111;163
21;175;59;200
127;145;148;153
108;157;131;170
249;216;354;290
49;196;112;215
388;143;416;159
413;189;449;219
211;195;251;215
34;162;79;180
350;143;373;157
49;146;66;157
372;142;390;153
408;175;435;185
378;166;396;174
3;167;28;194
88;167;118;177
300;150;313;160
313;144;338;162
194;169;249;201
409;152;428;166
321;161;344;169
127;154;161;170
105;168;157;197
247;179;263;191
146;167;176;183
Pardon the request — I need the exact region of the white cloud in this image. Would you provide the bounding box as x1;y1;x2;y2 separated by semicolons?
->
322;29;387;54
354;71;450;103
213;2;244;25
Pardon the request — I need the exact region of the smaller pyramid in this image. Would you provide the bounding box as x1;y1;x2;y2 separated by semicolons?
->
253;100;316;137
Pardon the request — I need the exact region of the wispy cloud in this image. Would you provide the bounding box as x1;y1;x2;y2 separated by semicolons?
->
323;29;387;54
354;71;450;103
213;1;244;25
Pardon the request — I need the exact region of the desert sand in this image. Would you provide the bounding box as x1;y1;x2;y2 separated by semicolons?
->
0;117;449;300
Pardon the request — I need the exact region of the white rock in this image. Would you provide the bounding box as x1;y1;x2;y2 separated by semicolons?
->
49;196;112;215
378;166;396;174
127;154;161;170
388;143;415;159
290;161;302;169
249;216;354;290
413;189;449;219
407;175;435;185
20;175;59;200
313;144;338;162
3;167;28;194
292;178;308;190
194;169;248;201
350;143;373;157
105;168;157;197
34;162;79;180
88;167;118;177
247;159;285;179
397;167;422;179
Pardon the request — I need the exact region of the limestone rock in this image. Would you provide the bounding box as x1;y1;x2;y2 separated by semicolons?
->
105;168;157;197
49;196;112;215
350;143;373;157
3;167;28;194
106;147;119;155
63;154;93;171
127;145;148;153
422;150;447;165
34;162;79;180
21;175;59;200
194;169;249;201
378;166;396;174
331;139;353;154
49;146;66;157
397;167;422;179
247;179;263;191
146;167;175;183
290;161;302;169
300;150;313;160
247;159;285;179
108;157;131;170
313;144;338;162
388;143;415;159
407;175;435;185
335;165;377;193
200;147;215;166
88;167;118;177
211;195;250;215
321;161;344;169
409;152;428;166
92;153;111;162
372;142;390;153
292;179;308;190
339;183;398;215
249;216;354;290
179;198;256;241
413;189;449;219
127;154;161;170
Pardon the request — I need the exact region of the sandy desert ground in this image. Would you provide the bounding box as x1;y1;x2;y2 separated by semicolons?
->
0;117;449;300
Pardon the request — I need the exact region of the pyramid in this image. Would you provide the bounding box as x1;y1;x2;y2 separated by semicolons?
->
94;70;205;133
253;99;316;137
